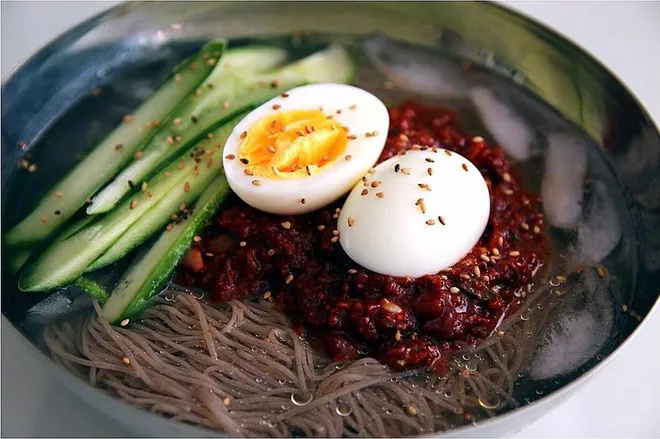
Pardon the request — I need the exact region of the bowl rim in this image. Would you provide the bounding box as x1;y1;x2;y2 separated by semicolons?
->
2;1;659;437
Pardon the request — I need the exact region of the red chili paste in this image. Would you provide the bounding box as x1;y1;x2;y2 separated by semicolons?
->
179;101;551;375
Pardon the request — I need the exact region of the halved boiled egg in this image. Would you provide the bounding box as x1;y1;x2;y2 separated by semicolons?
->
223;83;389;215
338;149;490;278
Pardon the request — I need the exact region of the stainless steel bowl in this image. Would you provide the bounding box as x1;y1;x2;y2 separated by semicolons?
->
2;2;659;437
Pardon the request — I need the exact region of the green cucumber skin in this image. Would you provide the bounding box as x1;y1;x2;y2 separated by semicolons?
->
86;47;288;215
18;155;196;292
88;44;354;215
3;40;227;246
86;115;243;272
103;176;231;323
73;277;109;304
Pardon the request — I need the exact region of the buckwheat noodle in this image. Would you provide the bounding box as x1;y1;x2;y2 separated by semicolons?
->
43;279;559;438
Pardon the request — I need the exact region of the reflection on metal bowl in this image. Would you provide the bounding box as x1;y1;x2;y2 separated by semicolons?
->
2;2;658;437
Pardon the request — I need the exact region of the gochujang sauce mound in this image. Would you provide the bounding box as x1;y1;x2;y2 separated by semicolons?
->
179;101;551;375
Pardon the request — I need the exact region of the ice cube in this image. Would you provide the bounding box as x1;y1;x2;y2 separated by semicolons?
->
541;132;587;229
528;270;614;381
363;35;468;98
469;86;535;161
576;180;622;263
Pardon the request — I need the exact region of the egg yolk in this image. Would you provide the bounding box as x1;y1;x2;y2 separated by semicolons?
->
238;110;348;179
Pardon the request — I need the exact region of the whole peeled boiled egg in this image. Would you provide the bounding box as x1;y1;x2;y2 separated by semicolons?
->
223;83;389;215
338;149;490;278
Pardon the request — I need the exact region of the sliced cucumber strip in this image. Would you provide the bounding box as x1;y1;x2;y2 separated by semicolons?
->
103;175;231;323
86;114;243;272
88;44;354;215
19;149;199;292
4;39;227;247
73;277;109;304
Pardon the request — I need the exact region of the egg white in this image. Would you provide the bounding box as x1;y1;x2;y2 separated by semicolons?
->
222;83;389;215
338;149;491;278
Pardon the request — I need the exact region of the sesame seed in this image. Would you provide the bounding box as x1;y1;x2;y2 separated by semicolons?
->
426;219;436;225
502;172;511;182
398;150;407;156
166;223;174;231
622;304;628;312
281;92;289;98
371;180;381;188
239;241;247;247
123;115;134;124
347;135;357;140
597;267;607;278
120;319;130;327
270;79;280;88
163;171;172;177
394;164;400;173
492;248;500;256
396;359;405;367
40;216;48;224
348;217;355;227
222;397;231;406
401;168;411;175
243;169;254;176
272;104;281;110
503;188;514;195
427;167;433;176
368;168;376;174
533;225;541;234
300;198;306;205
480;254;490;262
345;155;352;161
450;287;460;294
207;58;217;66
240;158;249;165
395;330;402;341
122;357;131;365
167;136;175;145
193;236;202;243
444;150;452;156
28;164;37;173
348;269;358;275
54;191;63;199
263;291;272;300
281;221;292;230
134;151;143;160
175;136;182;142
332;229;340;236
462;163;468;172
425;158;434;163
317;225;326;231
130;200;138;209
460;273;470;280
19;160;29;169
141;182;148;192
482;275;490;282
331;236;339;243
407;406;418;416
177;161;186;170
498;236;504;246
472;136;484;143
412;144;421;150
184;182;191;192
509;251;520;257
222;101;231;109
438;216;446;225
461;369;470;378
474;266;481;277
194;89;202;97
173;118;181;125
361;189;368;196
267;249;275;256
85;199;93;205
521;222;530;231
285;274;294;284
375;192;384;198
251;179;262;187
53;210;61;216
268;146;276;154
332;214;339;219
205;253;214;257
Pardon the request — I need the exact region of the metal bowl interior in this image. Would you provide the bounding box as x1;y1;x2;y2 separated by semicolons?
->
2;2;659;437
